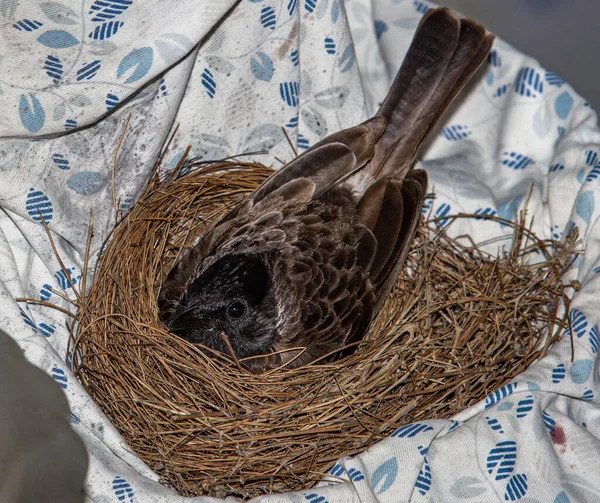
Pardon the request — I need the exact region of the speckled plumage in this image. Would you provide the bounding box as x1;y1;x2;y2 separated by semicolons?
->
158;7;494;371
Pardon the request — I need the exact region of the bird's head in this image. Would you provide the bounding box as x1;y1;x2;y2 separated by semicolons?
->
163;254;280;360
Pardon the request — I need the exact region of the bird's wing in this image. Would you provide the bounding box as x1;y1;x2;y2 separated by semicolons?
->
353;8;494;316
249;117;386;206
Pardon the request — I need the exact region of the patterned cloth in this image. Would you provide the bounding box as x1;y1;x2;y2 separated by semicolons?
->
1;0;600;501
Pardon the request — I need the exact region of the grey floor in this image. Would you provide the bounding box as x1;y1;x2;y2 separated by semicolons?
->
441;0;600;109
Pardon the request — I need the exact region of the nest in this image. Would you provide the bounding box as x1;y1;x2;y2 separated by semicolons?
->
68;158;576;499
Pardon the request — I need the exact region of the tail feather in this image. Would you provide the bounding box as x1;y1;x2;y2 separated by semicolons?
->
355;8;494;189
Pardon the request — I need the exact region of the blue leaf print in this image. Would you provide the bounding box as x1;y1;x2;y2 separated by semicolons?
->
474;207;497;219
40;283;53;301
582;389;594;400
70;412;80;424
497;401;514;412
549;163;564;173
201;68;216;98
486;70;494;85
441;124;471;140
51;367;68;389
89;0;132;22
585;150;598;166
13;19;43;31
557;126;565;137
305;0;317;13
570;309;587;338
279;81;299;106
514;67;543;98
338;43;355;73
496;195;523;223
570;359;592;384
250;52;274;81
554;490;571;503
37;30;79;48
55;268;78;289
421;198;432;215
533;103;552;138
52;153;70;170
348;467;365;482
501;152;535;170
40;3;79;25
485;383;517;408
260;6;276;30
413;0;430;14
504;474;528;501
88;20;124;40
331;0;339;23
287;0;297;15
20;308;37;331
26;188;53;223
117;47;153;84
112;476;134;502
494;84;511;98
555;91;574;119
106;92;119;110
552;363;566;383
486;416;504;433
64;119;77;130
542;410;555;431
297;134;309;150
44;55;63;81
290;49;299;67
545;71;564;87
488;49;501;67
446;420;460;433
67;171;105;195
586;165;600;182
486;440;517;480
305;493;328;503
416;458;432;496
329;463;344;477
19;94;46;133
435;202;451;227
314;86;349;109
286;115;298;128
156;78;167;99
374;20;388;40
371;457;398;494
515;395;534;418
76;60;101;81
418;444;428;455
39;322;56;338
391;422;433;438
590;326;599;354
324;37;335;54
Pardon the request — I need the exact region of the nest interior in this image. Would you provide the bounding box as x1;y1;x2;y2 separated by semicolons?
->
70;160;575;499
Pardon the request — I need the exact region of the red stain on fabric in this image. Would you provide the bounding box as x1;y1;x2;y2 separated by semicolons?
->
550;424;567;454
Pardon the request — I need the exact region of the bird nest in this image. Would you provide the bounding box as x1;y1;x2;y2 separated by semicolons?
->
69;157;576;499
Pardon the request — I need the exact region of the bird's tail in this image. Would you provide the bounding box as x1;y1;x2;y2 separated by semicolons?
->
354;7;494;191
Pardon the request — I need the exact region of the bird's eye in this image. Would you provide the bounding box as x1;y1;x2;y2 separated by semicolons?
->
226;300;247;319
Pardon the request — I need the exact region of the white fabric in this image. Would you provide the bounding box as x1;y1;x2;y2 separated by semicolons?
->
1;0;600;501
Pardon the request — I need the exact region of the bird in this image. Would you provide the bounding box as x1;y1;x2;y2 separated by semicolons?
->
158;7;494;372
